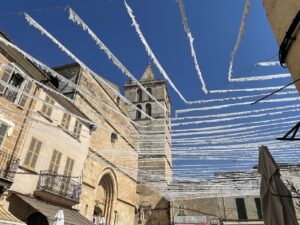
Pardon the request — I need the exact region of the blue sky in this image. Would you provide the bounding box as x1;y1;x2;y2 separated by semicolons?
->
0;0;297;179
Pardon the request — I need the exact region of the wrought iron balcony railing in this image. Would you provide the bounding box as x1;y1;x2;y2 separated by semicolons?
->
36;170;81;203
0;150;19;182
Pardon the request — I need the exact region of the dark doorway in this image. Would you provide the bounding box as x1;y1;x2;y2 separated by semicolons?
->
27;212;49;225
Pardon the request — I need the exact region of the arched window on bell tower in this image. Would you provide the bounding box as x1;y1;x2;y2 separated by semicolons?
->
137;89;142;102
136;104;142;119
146;88;152;100
146;103;152;116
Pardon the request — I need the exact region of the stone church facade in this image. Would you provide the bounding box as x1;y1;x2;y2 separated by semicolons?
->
0;30;174;225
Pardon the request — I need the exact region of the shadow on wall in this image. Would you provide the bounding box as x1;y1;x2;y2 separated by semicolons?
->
137;197;170;225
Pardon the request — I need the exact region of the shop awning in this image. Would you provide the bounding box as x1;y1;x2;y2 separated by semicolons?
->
0;205;26;225
13;194;94;225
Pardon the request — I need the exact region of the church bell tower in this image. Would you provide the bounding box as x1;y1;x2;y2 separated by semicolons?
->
124;64;172;184
124;64;172;225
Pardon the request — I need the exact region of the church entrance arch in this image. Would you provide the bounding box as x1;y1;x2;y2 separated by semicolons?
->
94;171;116;225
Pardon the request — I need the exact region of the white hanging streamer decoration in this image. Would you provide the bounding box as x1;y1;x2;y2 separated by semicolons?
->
0;62;145;152
171;119;298;137
177;0;208;94
228;0;250;81
172;115;298;133
173;101;300;121
173;91;296;107
176;96;300;115
172;127;290;143
126;0;291;104
256;61;280;67
11;6;298;196
0;35;144;136
67;8;169;113
210;85;295;93
124;0;191;103
230;73;290;82
24;12;156;124
173;133;287;146
227;0;289;82
172;106;300;127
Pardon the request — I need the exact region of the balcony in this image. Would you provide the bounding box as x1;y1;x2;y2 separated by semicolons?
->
34;170;81;207
0;150;19;193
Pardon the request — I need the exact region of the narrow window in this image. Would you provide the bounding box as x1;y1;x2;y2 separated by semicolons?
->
255;198;262;219
73;119;82;139
0;63;13;94
137;89;142;102
146;88;152;100
61;113;71;130
116;96;120;106
24;137;42;169
18;80;33;108
49;150;62;173
235;198;247;220
3;73;24;103
41;95;55;118
111;133;118;144
178;205;185;216
0;123;8;147
64;157;74;177
136;104;142;119
146;103;152;116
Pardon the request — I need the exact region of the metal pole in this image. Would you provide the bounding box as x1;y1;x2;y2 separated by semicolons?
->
114;210;118;225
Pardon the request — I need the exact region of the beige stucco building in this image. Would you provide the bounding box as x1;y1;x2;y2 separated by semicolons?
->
0;32;43;198
0;31;95;224
7;87;93;224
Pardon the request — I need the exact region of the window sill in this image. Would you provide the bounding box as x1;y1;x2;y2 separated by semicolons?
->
19;165;39;175
57;125;81;143
16;105;25;110
37;111;53;123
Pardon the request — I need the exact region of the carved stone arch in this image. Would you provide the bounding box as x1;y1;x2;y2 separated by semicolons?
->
94;167;118;225
97;167;118;199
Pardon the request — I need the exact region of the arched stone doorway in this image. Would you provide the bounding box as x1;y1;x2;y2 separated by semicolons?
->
27;212;48;225
94;173;116;225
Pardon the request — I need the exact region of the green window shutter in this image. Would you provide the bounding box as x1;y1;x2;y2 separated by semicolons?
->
255;198;262;219
49;150;62;173
235;198;247;220
24;137;42;169
31;140;42;168
24;138;36;166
